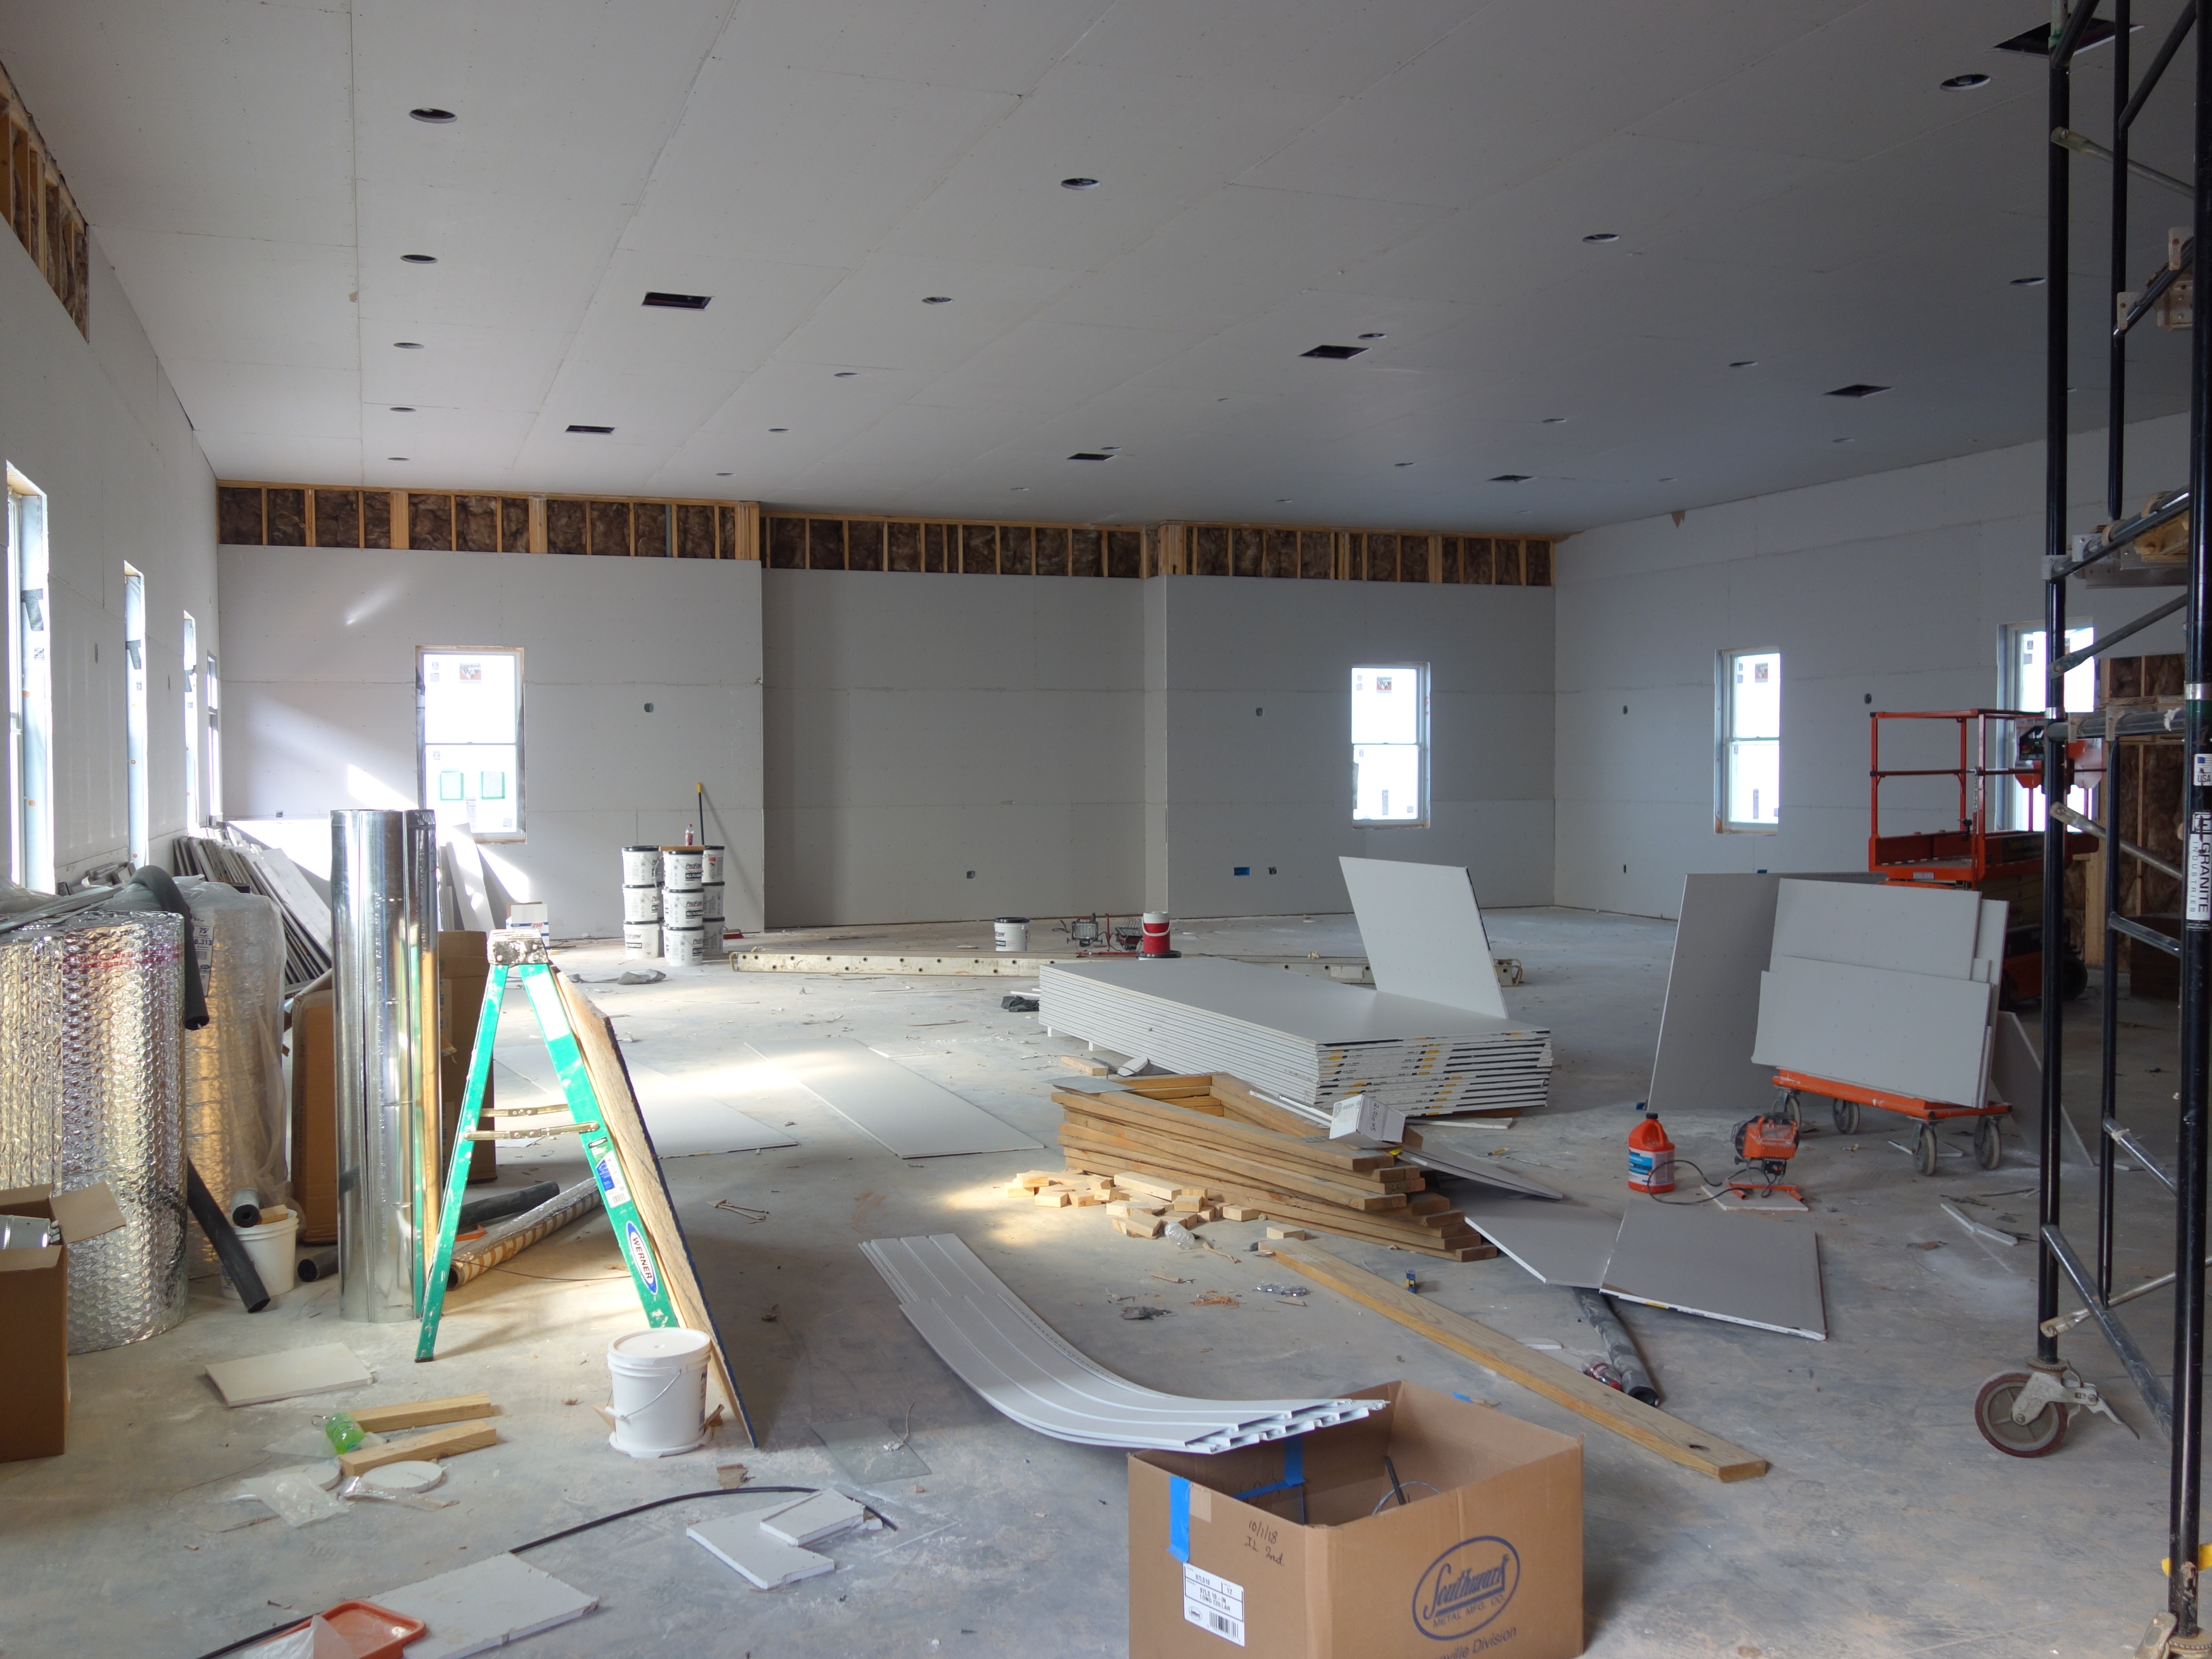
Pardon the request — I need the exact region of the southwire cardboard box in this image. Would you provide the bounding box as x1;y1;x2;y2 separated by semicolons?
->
1130;1381;1583;1659
0;1182;127;1462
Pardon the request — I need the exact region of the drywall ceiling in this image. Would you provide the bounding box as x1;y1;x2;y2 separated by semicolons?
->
0;0;2194;533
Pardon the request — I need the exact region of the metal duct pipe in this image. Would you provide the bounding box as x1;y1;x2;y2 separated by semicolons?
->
331;809;440;1323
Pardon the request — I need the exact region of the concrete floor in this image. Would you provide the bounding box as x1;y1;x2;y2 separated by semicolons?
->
0;908;2187;1658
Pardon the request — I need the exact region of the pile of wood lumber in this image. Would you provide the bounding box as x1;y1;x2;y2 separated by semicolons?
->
1049;1073;1495;1262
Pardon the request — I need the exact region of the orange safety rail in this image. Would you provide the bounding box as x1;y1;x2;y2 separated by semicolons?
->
1868;708;2095;885
1771;1069;2008;1123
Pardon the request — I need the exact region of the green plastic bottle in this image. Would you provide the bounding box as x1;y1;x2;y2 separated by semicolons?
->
322;1412;364;1454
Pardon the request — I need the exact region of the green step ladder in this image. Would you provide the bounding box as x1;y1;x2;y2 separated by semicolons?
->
416;934;688;1361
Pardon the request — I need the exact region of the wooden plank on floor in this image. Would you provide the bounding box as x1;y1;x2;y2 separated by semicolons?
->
1264;1239;1768;1483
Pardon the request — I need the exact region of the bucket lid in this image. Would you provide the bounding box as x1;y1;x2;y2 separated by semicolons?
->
624;844;657;851
997;916;1030;924
611;1327;710;1361
664;923;703;933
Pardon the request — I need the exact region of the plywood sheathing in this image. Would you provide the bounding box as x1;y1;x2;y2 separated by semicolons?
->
0;60;90;337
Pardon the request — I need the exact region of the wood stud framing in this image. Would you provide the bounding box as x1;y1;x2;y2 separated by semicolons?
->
216;484;1551;586
0;59;89;337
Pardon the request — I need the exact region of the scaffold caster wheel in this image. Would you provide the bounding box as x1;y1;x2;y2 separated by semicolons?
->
1974;1116;2002;1170
1832;1098;1860;1134
1974;1371;2069;1457
1915;1122;1941;1176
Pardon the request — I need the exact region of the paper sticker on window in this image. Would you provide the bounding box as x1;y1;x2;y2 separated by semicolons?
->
1183;1562;1245;1647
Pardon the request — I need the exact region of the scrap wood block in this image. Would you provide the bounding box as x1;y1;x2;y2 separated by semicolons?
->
1222;1205;1265;1222
1112;1215;1166;1239
1115;1172;1181;1201
1267;1227;1313;1241
1059;1054;1111;1076
1064;1121;1413;1212
338;1420;498;1477
1034;1190;1073;1208
1068;1192;1105;1207
350;1393;497;1435
1012;1171;1060;1191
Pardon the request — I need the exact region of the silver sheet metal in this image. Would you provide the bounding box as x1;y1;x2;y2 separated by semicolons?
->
331;810;440;1323
178;879;287;1267
862;1233;1383;1452
0;910;187;1352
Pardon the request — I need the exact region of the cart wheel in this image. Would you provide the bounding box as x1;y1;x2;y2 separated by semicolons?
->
1974;1372;2070;1457
1975;1116;2002;1170
1832;1099;1861;1135
1915;1122;1941;1177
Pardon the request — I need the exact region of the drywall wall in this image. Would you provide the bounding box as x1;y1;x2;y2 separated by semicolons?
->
216;546;766;934
1150;576;1554;918
0;222;215;885
1554;414;2191;917
763;569;1146;927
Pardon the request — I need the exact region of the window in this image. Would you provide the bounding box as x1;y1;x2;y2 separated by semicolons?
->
202;649;222;824
2004;622;2095;830
418;648;523;839
6;470;52;890
181;613;200;828
123;564;147;866
1719;649;1781;830
1351;663;1428;826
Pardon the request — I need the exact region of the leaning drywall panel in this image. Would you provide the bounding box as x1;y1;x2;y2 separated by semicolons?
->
1751;956;1995;1107
1339;855;1507;1018
1771;879;1982;978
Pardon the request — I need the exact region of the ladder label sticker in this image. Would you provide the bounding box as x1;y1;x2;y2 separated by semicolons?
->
2191;812;2212;922
2196;753;2212;787
1182;1562;1245;1646
593;1149;631;1209
623;1220;659;1296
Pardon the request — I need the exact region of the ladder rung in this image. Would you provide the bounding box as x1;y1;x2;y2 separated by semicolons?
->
467;1121;600;1141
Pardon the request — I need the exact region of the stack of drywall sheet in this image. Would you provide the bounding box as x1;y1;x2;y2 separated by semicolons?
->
1749;880;2003;1107
1038;957;1550;1116
862;1233;1387;1451
1050;1074;1496;1260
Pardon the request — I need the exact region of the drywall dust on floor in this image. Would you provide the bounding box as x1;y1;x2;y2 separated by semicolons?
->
0;908;2174;1657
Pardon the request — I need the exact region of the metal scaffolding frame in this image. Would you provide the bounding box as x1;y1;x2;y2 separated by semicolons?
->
2033;5;2211;1651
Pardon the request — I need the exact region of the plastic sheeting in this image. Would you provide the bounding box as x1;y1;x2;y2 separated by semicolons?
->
177;878;288;1266
0;909;187;1352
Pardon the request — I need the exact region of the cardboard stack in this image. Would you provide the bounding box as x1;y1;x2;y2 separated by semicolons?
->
1052;1073;1496;1262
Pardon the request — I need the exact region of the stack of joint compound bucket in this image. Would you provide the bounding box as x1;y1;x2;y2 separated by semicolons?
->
661;845;724;965
621;846;661;958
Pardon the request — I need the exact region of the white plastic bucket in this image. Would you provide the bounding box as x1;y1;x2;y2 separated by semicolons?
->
663;887;707;926
701;882;724;921
995;917;1030;953
621;884;662;923
232;1207;299;1298
620;845;659;886
662;848;704;891
700;845;725;885
664;924;705;965
623;921;661;959
605;1327;711;1458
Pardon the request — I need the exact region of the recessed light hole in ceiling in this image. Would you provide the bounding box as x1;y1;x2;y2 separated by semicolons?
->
409;107;457;123
1275;498;1293;503
1941;73;1991;89
1061;177;1099;190
1069;452;1114;461
1833;437;1856;443
566;424;614;434
2011;275;2046;286
642;292;711;309
769;427;788;433
1582;232;1619;243
1826;383;1890;398
387;456;408;461
1541;416;1568;424
1010;486;1030;492
1729;359;1758;368
1358;332;1386;340
393;341;423;349
390;406;414;412
1301;344;1367;359
834;371;857;377
715;471;732;477
401;254;437;264
1491;473;1532;483
922;295;952;304
1394;461;1414;468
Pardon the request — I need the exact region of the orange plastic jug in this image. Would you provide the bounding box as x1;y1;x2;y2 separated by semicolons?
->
1628;1105;1675;1194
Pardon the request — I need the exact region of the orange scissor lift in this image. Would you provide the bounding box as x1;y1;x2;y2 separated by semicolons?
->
1768;710;2097;1176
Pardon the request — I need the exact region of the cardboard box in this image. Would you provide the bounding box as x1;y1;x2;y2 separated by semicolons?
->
0;1183;126;1461
290;985;337;1245
437;930;497;1185
1130;1382;1583;1659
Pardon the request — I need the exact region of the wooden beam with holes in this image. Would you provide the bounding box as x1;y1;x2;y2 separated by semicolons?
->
1265;1239;1768;1483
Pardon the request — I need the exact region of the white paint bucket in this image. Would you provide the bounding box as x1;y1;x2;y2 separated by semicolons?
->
664;924;705;965
621;884;662;923
605;1327;711;1458
621;845;659;886
662;848;704;891
623;922;661;959
663;887;707;926
994;917;1030;953
231;1207;299;1299
700;845;725;885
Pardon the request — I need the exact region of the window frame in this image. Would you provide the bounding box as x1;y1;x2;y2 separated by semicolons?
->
1716;647;1782;834
416;645;527;842
6;468;52;890
1349;661;1431;829
181;613;201;829
123;563;147;867
2000;621;2096;832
